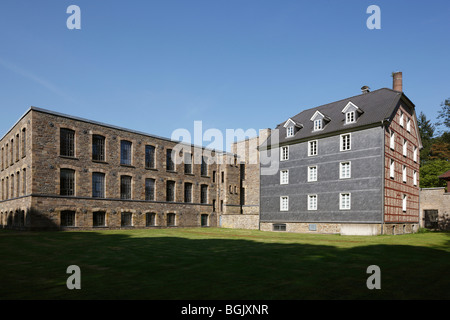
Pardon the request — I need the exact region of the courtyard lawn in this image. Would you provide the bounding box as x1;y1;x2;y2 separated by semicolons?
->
0;228;449;300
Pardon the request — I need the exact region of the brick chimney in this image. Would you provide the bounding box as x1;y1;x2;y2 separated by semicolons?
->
392;71;402;92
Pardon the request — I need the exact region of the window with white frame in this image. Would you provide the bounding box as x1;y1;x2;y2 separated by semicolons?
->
402;194;407;212
413;146;417;162
280;196;289;211
402;165;407;183
308;194;317;210
390;159;395;178
390;130;395;150
340;162;351;179
340;134;351;151
281;146;289;161
314;119;322;131
413;170;417;186
280;170;289;185
308;166;317;182
403;139;407;157
346;111;355;124
407;118;411;132
286;126;294;138
400;111;404;127
308;140;317;156
340;193;351;210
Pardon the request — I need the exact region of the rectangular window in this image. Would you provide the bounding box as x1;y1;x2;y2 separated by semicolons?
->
145;145;156;169
120;140;132;165
93;211;106;227
121;212;133;227
308;140;317;156
314;119;322;131
60;128;75;157
308;166;317;182
280;170;289;185
308;194;317;210
403;139;407;157
286;126;294;137
92;135;105;161
280;196;289;211
390;130;395;150
201;156;208;176
407;118;411;132
166;149;175;171
340;134;351;151
61;210;76;227
413;170;417;186
402;194;407;212
120;175;132;200
92;172;105;198
184;152;192;174
403;165;407;183
166;180;175;202
340;162;351;179
22;128;26;158
390;159;395;178
413;146;417;162
60;169;75;196
184;182;192;203
340;193;351;210
146;213;156;227
400;111;404;127
201;184;208;204
145;178;155;201
167;213;176;226
346;111;355;124
281;146;289;161
273;224;286;231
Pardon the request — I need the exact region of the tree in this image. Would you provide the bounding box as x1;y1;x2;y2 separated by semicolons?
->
419;159;450;188
437;98;450;130
417;111;435;164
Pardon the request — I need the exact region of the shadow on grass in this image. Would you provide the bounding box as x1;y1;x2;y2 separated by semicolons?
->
0;229;449;300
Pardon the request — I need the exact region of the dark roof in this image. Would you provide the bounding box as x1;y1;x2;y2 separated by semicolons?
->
261;88;411;149
439;170;450;180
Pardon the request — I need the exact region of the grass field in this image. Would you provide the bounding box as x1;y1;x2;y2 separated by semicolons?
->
0;228;449;300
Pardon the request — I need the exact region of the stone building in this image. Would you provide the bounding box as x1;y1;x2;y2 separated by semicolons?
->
0;107;247;230
259;72;422;235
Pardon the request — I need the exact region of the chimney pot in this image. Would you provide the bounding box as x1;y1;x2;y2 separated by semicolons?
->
361;86;370;94
392;71;403;92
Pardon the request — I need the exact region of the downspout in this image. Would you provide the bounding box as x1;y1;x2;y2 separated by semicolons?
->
380;119;389;235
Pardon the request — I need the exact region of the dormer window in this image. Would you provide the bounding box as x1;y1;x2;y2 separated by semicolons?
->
283;118;303;138
346;111;355;124
286;126;294;138
314;119;322;131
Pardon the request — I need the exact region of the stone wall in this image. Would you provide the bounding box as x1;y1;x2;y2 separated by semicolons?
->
419;187;450;230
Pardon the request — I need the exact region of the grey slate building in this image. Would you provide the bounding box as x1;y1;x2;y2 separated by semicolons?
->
259;72;422;235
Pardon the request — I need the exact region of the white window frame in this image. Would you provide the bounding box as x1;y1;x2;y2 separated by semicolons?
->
403;139;407;157
286;126;294;138
345;111;355;124
402;194;407;212
390;159;395;179
280;170;289;185
407;118;411;132
280;196;289;212
313;119;322;131
402;165;407;183
413;170;417;186
280;146;289;161
339;161;351;179
339;193;351;210
340;133;351;151
400;111;404;127
413;146;417;162
308;140;318;156
308;194;318;211
390;130;395;150
308;166;317;182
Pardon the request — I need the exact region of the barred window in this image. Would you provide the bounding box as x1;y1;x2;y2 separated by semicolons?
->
145;145;156;169
120;140;132;165
60;169;75;196
93;211;106;227
121;212;133;227
92;135;105;161
184;182;192;203
166;149;175;171
92;172;105;198
60;129;75;157
166;180;175;202
201;184;208;204
145;178;155;201
120;175;132;200
61;210;76;227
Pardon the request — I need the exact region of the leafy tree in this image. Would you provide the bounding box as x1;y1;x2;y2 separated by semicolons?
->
419;159;450;188
417;112;435;164
437;98;450;130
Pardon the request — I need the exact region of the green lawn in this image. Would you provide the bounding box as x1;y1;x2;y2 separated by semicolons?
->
0;228;449;300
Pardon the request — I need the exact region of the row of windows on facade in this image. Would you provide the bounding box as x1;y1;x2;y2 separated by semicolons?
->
0;128;27;171
60;128;212;175
0;168;27;201
279;193;410;212
60;169;211;204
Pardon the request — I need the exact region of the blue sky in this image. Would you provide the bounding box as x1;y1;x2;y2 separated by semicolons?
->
0;0;449;149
